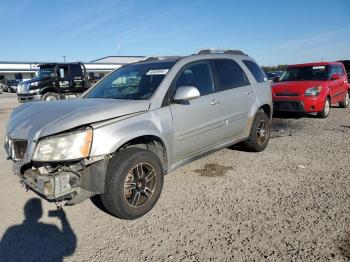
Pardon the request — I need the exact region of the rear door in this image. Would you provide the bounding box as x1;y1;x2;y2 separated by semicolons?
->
169;61;223;161
211;59;256;141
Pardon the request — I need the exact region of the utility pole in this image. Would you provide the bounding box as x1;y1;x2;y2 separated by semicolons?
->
117;43;121;56
63;56;66;63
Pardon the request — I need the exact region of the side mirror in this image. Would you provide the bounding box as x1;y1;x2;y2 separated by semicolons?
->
330;73;340;80
59;68;65;79
173;86;200;102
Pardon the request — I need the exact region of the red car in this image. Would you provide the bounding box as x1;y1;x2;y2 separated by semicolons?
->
272;62;349;118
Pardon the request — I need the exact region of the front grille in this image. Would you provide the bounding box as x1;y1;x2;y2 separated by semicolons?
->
17;83;29;94
6;138;28;160
275;92;299;97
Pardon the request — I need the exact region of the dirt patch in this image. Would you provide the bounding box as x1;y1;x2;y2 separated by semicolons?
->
270;118;304;138
338;232;350;259
194;163;232;177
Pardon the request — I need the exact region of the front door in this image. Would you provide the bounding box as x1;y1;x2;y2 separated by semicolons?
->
169;61;223;161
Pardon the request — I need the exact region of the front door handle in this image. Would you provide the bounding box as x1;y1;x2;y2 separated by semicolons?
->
210;98;220;105
245;88;254;95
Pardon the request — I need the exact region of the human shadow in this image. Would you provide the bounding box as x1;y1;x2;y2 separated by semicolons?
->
0;198;77;262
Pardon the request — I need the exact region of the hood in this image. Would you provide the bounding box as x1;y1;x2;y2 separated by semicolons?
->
7;98;150;140
272;80;327;94
23;76;51;84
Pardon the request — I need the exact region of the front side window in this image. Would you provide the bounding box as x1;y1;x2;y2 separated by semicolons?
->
86;62;175;100
243;60;266;83
176;62;214;96
38;67;54;78
213;59;249;91
280;66;328;81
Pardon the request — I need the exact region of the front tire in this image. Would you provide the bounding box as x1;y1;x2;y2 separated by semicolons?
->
243;111;270;152
339;91;349;108
317;98;330;118
101;148;164;220
42;92;60;101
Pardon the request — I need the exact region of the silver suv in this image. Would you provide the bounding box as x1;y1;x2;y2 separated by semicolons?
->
5;49;272;219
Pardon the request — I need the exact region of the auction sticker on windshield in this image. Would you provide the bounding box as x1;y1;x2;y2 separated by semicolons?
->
312;66;325;70
146;69;169;75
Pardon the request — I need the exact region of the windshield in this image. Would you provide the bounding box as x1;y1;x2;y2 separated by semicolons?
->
85;62;175;100
280;66;328;81
38;67;54;78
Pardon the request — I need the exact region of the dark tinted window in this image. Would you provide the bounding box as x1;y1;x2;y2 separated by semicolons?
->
176;62;214;96
70;64;83;78
243;60;266;83
213;59;249;91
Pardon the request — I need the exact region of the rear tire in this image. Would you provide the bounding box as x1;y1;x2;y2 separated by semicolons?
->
243;111;270;152
101;148;164;220
42;92;60;101
339;91;349;108
317;98;330;118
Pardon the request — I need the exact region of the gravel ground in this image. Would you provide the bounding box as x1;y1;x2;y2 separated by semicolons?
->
0;95;349;261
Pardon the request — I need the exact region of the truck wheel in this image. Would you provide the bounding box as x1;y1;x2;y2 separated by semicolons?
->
339;91;349;108
243;111;270;152
317;98;330;118
0;85;3;94
42;92;60;101
101;148;164;220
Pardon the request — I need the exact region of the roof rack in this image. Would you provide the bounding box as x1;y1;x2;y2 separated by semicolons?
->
142;56;181;62
195;49;247;56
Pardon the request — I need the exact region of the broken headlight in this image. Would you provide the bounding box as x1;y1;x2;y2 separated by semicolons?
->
33;127;93;162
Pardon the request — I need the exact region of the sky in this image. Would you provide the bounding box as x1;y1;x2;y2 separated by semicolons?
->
0;0;349;66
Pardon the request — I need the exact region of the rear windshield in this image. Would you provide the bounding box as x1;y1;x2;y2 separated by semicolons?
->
85;62;175;100
280;66;328;81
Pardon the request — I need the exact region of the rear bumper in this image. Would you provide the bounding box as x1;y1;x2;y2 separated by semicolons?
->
273;97;324;113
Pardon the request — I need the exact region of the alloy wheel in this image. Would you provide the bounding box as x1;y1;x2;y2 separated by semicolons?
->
124;163;157;207
324;99;330;116
256;120;267;145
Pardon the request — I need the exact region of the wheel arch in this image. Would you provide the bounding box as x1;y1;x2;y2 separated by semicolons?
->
115;134;168;172
258;104;272;119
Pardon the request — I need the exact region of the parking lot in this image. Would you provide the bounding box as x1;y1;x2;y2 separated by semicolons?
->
0;94;350;261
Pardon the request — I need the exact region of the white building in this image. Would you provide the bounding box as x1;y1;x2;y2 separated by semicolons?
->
0;56;145;82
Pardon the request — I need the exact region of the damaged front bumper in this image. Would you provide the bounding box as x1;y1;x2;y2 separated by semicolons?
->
14;157;110;205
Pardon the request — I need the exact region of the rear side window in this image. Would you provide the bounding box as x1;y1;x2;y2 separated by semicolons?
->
212;59;249;91
176;62;214;96
243;60;266;83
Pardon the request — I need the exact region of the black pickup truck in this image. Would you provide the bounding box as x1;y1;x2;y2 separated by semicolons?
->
17;63;91;102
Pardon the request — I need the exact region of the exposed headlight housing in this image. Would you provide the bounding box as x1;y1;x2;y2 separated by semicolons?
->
33;127;93;162
305;86;322;96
